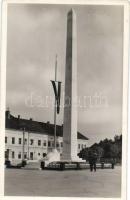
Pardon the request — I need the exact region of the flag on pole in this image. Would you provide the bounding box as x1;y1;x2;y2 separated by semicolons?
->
51;81;61;114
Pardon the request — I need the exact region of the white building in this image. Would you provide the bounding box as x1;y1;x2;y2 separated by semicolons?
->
5;110;89;164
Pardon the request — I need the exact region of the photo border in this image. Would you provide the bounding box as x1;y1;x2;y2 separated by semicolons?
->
0;0;129;200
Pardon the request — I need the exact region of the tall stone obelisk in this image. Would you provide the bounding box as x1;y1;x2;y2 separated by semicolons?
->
62;9;78;161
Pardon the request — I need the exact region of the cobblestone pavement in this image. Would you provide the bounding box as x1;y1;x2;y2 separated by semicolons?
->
4;166;121;197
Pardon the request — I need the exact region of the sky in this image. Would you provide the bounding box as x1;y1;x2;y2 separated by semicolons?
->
6;4;123;146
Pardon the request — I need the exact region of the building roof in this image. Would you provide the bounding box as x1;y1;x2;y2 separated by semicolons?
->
5;111;89;140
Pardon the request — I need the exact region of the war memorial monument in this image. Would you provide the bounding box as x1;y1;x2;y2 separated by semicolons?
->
42;9;86;169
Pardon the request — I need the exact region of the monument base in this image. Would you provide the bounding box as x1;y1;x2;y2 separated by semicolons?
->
41;152;114;170
45;160;87;170
61;154;85;162
43;161;114;170
41;149;86;170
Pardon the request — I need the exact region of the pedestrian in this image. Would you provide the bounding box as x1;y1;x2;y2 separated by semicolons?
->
93;152;97;172
88;151;97;172
111;158;115;169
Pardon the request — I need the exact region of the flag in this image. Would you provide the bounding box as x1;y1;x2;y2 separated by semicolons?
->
51;81;61;114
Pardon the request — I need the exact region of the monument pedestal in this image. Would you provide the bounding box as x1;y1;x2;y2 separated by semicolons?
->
61;154;85;162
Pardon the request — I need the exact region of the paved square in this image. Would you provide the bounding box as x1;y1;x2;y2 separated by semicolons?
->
4;166;121;197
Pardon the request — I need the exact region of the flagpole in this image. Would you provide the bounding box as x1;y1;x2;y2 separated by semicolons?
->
54;55;57;149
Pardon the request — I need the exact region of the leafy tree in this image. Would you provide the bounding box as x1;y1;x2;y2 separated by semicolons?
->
78;134;122;163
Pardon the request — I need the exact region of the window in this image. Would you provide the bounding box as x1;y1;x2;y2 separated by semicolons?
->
24;153;27;159
18;152;21;159
43;153;47;157
43;140;46;146
30;139;34;145
5;151;8;159
12;137;15;144
19;138;22;144
56;143;59;148
12;151;15;159
24;139;27;145
38;153;40;156
61;142;63;147
78;144;80;149
38;140;41;146
5;136;7;144
48;141;51;147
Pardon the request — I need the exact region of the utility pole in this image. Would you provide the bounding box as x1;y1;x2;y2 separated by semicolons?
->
54;55;57;149
22;127;25;161
28;131;30;160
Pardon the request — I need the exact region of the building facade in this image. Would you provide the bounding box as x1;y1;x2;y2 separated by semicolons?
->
5;111;89;164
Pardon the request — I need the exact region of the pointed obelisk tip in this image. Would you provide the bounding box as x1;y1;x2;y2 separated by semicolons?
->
68;8;75;15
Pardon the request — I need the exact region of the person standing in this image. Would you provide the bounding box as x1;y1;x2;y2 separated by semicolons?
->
88;151;97;172
93;152;97;172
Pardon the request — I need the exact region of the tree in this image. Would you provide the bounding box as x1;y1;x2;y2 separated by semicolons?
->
78;134;122;163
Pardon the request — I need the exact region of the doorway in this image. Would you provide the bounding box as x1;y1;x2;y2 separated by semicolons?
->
30;152;33;160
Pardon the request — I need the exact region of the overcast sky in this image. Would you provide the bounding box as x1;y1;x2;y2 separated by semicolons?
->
6;4;123;146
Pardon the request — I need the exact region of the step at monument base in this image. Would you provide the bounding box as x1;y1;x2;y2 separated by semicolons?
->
43;161;113;170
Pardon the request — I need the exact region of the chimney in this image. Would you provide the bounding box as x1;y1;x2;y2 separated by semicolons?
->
46;121;50;130
18;115;20;119
30;118;33;121
6;109;10;119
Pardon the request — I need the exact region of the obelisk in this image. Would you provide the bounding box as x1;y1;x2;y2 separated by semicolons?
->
62;9;78;161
